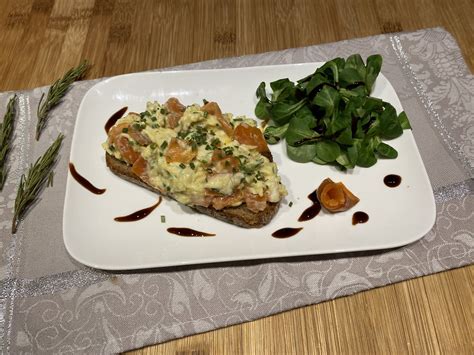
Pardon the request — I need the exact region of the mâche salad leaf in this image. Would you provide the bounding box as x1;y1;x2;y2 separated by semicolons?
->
255;54;411;169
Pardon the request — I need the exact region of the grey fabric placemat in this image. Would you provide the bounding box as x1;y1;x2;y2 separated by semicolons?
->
0;27;472;353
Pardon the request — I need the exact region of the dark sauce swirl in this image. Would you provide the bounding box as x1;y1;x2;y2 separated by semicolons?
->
69;162;106;195
167;228;215;237
272;227;303;239
114;197;162;222
352;211;369;225
384;174;402;188
298;189;322;222
104;106;128;133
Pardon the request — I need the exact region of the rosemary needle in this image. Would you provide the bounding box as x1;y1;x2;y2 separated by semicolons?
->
12;133;64;234
0;94;17;190
36;60;88;141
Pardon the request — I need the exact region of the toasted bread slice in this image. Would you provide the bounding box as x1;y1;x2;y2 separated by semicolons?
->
106;153;280;228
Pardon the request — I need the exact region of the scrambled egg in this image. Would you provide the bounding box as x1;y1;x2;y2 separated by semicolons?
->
103;101;287;207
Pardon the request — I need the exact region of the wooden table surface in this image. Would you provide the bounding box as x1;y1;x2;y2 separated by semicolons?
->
1;0;472;353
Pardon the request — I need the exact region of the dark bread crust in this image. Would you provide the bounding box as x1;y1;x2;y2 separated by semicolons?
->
106;154;280;228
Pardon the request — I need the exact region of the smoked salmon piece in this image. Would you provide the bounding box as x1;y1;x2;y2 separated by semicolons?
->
114;136;141;165
317;178;359;212
165;98;186;128
202;102;234;137
131;156;148;181
244;191;268;213
211;149;240;173
165;138;197;164
233;123;270;155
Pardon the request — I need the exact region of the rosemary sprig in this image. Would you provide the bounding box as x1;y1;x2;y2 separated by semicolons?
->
36;60;88;140
0;95;17;190
12;133;64;233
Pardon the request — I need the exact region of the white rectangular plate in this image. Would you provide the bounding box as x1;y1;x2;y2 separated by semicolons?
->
63;63;436;270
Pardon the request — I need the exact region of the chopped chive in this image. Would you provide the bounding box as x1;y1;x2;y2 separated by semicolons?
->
122;128;128;133
161;215;166;223
160;108;168;115
289;201;293;207
150;143;157;149
160;141;168;150
203;111;208;118
210;138;220;147
179;163;186;169
140;111;151;119
189;162;195;169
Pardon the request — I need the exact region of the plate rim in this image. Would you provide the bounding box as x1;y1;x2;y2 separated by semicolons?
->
63;63;437;270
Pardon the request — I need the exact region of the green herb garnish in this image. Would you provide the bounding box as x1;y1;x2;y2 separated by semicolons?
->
210;137;220;149
36;61;88;141
47;171;54;187
223;146;234;155
160;141;168;150
161;215;166;223
140;111;151;119
12;133;64;233
255;54;411;169
0;95;17;190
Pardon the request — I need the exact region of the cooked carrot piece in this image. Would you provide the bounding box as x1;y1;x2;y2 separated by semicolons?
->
317;178;359;212
233;123;270;155
165;138;197;163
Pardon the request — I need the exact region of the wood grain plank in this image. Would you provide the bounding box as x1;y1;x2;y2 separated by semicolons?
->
128;267;473;354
